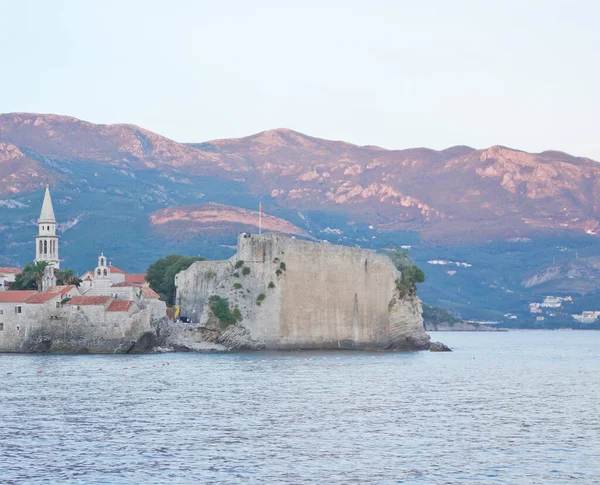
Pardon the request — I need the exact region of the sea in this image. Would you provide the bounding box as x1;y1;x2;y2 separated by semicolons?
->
0;330;599;484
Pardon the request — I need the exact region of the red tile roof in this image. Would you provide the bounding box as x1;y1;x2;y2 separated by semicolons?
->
108;265;125;274
25;292;60;304
112;281;135;287
68;296;111;306
0;290;36;302
0;267;22;275
125;273;146;284
141;286;160;299
106;300;135;312
25;285;77;304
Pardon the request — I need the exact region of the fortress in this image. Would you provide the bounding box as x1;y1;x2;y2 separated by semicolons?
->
0;188;165;353
174;233;431;350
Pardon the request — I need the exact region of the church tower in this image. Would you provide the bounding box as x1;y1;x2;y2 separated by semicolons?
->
34;186;60;269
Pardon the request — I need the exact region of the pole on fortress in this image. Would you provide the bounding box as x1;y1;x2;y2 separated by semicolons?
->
259;202;262;235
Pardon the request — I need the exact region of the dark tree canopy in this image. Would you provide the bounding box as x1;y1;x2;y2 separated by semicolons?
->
390;249;426;296
9;262;81;290
146;254;206;304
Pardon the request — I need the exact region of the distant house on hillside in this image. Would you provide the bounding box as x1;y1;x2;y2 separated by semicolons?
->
0;267;22;291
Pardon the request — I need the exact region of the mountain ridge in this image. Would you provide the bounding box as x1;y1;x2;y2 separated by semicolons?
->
2;112;600;324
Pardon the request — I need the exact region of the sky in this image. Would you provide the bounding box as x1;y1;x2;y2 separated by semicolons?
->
1;0;599;160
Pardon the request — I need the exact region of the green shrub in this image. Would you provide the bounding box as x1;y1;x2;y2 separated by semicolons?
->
205;271;216;279
208;295;240;328
235;260;244;269
268;281;275;289
279;262;286;271
275;269;282;276
242;267;251;276
233;282;242;289
390;250;426;296
232;307;242;321
233;272;239;277
257;293;266;302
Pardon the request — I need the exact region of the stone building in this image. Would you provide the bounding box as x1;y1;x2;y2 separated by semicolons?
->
0;187;167;352
0;267;22;291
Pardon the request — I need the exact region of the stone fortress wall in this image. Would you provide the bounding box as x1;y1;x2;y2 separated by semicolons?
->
175;233;430;350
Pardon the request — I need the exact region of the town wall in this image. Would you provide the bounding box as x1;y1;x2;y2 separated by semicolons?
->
175;233;430;350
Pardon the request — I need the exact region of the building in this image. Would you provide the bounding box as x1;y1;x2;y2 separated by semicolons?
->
0;187;166;352
572;311;600;324
0;267;22;291
34;186;60;269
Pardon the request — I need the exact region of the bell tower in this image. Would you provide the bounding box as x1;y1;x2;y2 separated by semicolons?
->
34;186;60;269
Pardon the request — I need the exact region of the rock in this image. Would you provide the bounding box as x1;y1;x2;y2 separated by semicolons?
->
114;341;135;354
30;339;52;353
128;331;159;353
429;341;452;352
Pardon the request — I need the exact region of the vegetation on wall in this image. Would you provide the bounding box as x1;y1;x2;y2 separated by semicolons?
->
208;295;241;328
146;254;206;304
390;249;425;296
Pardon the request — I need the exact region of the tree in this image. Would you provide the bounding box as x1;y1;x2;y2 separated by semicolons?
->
9;263;37;290
56;268;82;287
8;262;81;290
146;254;206;304
30;261;49;291
390;249;425;296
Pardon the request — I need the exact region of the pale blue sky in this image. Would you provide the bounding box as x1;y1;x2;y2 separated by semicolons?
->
1;0;599;160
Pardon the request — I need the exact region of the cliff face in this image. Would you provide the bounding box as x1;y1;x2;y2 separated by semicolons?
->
174;233;431;350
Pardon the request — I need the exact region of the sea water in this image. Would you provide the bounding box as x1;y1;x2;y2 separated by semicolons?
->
0;330;599;484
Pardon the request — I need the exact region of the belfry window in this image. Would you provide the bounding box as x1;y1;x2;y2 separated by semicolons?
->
97;269;101;276
103;269;108;276
39;241;43;254
44;240;48;254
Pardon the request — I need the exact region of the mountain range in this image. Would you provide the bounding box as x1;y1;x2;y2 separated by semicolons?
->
2;112;600;326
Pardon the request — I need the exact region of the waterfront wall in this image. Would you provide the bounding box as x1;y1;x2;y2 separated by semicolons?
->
175;233;430;350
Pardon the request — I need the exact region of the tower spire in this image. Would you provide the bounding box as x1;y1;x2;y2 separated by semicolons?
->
39;186;56;223
34;186;60;268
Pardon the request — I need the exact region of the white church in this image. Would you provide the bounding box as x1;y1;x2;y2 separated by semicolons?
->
34;186;149;297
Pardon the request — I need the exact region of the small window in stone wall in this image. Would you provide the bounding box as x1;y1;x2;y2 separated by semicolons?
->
16;325;20;331
55;302;60;309
0;322;4;331
0;309;3;314
15;306;22;314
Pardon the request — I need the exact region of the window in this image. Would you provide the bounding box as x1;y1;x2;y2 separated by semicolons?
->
15;306;22;314
0;309;3;315
55;302;61;309
44;240;47;254
97;269;101;276
39;240;43;254
103;269;107;276
16;325;20;331
0;323;4;331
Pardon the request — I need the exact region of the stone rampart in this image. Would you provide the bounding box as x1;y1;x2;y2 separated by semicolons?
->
175;233;430;350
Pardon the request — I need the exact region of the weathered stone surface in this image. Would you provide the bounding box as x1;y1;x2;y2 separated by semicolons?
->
175;233;438;351
5;308;155;354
